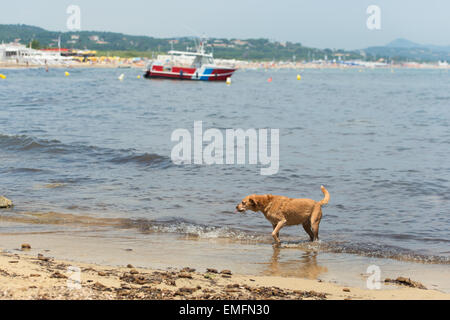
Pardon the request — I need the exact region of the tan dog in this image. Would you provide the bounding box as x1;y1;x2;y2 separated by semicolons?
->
236;186;330;243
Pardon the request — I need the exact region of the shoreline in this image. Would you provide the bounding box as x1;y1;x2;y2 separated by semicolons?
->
0;209;449;296
1;61;449;70
0;228;449;300
1;248;448;300
0;62;142;69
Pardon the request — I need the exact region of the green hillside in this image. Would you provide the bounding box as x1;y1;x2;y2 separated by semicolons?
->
4;24;447;62
0;24;364;61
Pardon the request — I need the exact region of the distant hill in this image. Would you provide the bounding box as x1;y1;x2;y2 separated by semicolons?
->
386;38;422;48
0;24;364;61
0;24;172;52
365;38;450;62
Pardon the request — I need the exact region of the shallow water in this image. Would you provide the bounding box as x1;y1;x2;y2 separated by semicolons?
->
1;67;449;268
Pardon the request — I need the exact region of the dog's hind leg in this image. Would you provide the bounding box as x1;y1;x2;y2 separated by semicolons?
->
311;221;320;241
302;221;314;242
310;204;323;241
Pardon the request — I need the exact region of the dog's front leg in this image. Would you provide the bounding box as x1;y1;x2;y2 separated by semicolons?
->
272;220;286;244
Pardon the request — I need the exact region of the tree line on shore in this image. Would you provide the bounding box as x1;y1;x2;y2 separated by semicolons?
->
2;24;447;62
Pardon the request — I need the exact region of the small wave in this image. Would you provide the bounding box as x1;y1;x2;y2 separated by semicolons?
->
121;217;268;241
0;134;66;154
109;153;171;168
0;133;172;169
3;167;49;174
0;134;105;156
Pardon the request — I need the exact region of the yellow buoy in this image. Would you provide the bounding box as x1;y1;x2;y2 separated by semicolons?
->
0;74;6;79
226;77;231;85
65;71;70;77
137;75;141;79
297;74;301;80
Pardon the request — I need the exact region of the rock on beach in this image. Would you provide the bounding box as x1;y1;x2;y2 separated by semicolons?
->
0;196;13;208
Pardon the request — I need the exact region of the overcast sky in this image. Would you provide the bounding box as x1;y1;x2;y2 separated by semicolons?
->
2;0;449;49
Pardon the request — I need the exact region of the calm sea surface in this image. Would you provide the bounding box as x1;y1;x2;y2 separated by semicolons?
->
1;67;449;264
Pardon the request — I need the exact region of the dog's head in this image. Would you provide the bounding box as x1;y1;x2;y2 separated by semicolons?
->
236;194;259;213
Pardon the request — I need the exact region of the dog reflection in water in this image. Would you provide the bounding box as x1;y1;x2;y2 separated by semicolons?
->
264;246;328;280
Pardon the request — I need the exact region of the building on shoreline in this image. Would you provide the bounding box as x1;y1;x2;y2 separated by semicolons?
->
0;43;72;65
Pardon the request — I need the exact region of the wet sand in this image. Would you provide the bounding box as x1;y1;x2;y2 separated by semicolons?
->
0;227;449;300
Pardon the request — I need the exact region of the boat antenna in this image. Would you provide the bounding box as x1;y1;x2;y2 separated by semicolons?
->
193;37;198;52
170;40;174;65
180;24;204;53
58;35;61;56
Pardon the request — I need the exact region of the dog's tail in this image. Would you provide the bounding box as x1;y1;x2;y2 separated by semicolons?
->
318;186;330;206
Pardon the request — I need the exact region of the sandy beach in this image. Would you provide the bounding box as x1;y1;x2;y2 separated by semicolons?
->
1;245;449;300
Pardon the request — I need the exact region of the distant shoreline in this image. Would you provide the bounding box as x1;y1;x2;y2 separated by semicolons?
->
1;61;449;70
2;24;449;63
0;62;138;69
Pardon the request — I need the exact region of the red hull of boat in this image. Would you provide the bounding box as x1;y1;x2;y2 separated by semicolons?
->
144;65;236;81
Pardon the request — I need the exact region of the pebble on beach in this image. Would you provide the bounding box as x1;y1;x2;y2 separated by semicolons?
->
51;271;67;279
37;253;50;262
206;268;218;274
21;244;31;250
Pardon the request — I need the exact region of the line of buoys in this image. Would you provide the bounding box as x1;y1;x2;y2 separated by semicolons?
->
0;74;6;79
